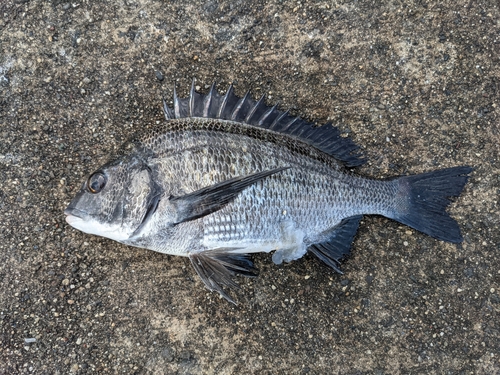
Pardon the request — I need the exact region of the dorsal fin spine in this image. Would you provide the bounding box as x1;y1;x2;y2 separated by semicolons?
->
231;91;250;121
270;110;289;129
218;84;234;119
245;94;265;123
189;78;196;117
163;97;174;120
285;117;299;130
257;103;279;126
204;82;216;117
173;86;180;119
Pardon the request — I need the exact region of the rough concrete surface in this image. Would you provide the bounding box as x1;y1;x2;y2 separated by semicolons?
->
0;0;499;374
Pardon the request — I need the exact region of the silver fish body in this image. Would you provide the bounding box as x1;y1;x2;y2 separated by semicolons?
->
65;82;472;303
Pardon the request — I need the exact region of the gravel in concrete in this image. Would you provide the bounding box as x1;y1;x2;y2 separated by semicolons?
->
0;0;499;374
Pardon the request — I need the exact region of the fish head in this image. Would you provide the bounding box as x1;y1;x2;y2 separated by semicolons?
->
64;153;158;242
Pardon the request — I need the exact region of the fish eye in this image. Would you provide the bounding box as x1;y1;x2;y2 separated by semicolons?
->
87;172;107;194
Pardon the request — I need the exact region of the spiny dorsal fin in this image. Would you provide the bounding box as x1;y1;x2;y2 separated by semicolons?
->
245;94;266;124
168;82;366;168
188;78;206;117
231;91;252;122
162;96;174;120
173;86;189;118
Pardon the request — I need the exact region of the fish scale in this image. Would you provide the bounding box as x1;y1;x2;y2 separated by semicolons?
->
142;124;364;248
65;81;472;304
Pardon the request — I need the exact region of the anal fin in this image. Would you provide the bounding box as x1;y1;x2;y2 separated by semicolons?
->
308;215;362;273
189;249;258;304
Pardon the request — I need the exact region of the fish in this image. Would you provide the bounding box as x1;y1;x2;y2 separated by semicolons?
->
64;80;473;303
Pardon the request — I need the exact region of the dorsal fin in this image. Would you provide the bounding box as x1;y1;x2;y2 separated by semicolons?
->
162;96;174;120
168;82;366;168
173;86;190;118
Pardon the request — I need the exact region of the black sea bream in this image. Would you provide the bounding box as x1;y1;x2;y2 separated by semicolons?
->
64;81;472;303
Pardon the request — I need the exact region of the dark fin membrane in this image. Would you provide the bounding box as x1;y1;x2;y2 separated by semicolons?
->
173;86;190;118
204;82;223;118
189;250;258;304
188;78;206;117
167;82;366;168
219;84;240;119
391;166;473;243
170;167;289;224
309;215;362;273
163;97;174;120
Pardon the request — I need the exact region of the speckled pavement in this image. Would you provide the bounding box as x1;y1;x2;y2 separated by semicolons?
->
0;1;498;374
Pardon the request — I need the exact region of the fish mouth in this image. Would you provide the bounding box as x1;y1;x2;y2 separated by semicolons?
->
64;206;130;241
64;207;78;217
64;207;87;226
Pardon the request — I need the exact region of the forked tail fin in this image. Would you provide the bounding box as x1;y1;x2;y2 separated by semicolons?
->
391;166;473;243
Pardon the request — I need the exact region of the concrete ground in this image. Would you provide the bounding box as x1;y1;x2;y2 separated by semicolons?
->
0;0;499;374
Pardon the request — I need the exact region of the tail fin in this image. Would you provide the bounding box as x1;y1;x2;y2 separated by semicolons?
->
391;166;473;243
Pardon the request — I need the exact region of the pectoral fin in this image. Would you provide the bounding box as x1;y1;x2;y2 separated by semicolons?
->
189;249;258;304
170;167;289;224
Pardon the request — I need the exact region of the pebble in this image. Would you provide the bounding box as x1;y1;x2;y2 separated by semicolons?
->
155;70;164;81
161;348;175;362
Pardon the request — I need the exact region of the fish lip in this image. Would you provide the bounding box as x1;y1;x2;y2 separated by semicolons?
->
64;208;88;228
64;207;87;220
